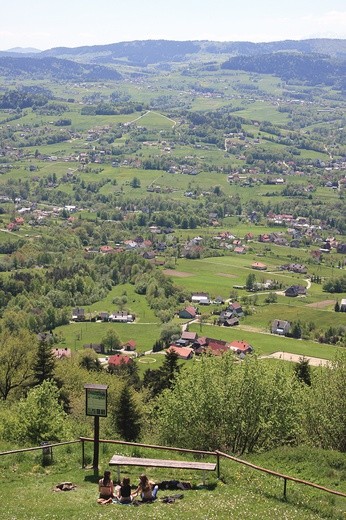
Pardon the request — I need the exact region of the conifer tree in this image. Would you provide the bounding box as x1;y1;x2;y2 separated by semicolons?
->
294;357;311;386
33;340;56;386
114;385;141;442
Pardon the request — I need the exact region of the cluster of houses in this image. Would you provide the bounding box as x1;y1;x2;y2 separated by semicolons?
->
280;263;307;274
179;299;244;327
168;331;254;360
71;308;134;323
7;216;25;231
84;339;136;356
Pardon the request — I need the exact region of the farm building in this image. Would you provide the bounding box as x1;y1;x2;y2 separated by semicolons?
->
108;354;133;367
167;346;194;360
229;340;253;355
252;262;267;270
179;306;197;319
72;307;85;321
52;347;71;359
272;320;291;335
191;292;210;305
285;285;307;297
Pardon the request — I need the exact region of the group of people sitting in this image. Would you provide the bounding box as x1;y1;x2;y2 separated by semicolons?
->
98;470;159;505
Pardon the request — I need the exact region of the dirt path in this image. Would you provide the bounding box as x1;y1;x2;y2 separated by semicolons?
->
305;300;334;309
125;110;176;127
260;351;330;366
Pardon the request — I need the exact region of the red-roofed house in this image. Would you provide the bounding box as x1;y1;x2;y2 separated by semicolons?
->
207;343;229;356
252;262;267;270
108;354;133;367
181;331;197;342
123;339;136;351
167;346;194;360
179;306;197;319
100;245;115;254
234;246;245;254
52;347;71;359
229;340;253;355
228;302;243;316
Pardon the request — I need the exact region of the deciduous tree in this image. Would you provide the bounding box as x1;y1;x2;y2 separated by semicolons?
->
0;330;36;400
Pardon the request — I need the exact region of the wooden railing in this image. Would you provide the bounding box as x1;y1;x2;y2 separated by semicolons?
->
0;440;80;457
216;450;346;500
1;438;346;501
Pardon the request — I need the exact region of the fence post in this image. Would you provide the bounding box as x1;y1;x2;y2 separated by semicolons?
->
283;477;287;500
216;452;220;479
81;439;85;469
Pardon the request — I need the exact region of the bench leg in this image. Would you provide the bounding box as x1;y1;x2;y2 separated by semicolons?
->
117;465;120;484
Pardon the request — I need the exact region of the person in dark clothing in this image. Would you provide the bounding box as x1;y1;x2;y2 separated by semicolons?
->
117;476;132;504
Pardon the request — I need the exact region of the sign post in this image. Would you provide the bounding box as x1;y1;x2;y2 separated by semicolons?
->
84;384;108;473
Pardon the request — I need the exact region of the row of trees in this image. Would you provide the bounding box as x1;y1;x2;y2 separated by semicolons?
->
154;353;346;453
1;314;346;457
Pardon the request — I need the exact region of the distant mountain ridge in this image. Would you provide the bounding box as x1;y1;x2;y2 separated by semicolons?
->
0;39;345;87
1;38;345;63
221;52;346;89
6;47;41;54
0;56;122;81
40;38;346;63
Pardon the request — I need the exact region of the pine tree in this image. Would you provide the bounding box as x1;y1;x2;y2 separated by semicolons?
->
114;385;141;442
143;350;180;397
33;340;56;386
245;273;256;291
294;357;311;386
161;350;180;387
291;321;302;339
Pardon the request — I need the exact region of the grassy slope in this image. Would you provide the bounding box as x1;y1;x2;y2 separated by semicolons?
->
0;442;345;519
188;323;340;359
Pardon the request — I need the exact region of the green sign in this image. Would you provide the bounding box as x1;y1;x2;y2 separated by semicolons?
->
85;387;107;417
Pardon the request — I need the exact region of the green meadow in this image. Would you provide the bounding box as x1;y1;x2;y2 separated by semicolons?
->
56;321;160;354
0;441;345;520
188;323;340;360
166;256;307;298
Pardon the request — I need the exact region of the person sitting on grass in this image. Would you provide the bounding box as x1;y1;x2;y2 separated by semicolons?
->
117;476;132;504
132;474;158;502
97;470;114;505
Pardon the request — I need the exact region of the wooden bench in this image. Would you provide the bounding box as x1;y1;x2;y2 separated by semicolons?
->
109;454;216;484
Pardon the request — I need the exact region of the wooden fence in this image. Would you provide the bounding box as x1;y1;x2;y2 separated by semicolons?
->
1;438;346;501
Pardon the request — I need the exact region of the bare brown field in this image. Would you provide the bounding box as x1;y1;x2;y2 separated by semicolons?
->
305;300;335;309
217;272;237;278
163;269;193;277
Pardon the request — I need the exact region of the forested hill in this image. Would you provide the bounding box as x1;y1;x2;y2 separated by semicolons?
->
0;56;122;81
38;38;346;64
221;52;346;89
1;39;346;86
41;40;200;65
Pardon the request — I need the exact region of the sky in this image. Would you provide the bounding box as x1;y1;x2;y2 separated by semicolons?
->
1;0;346;51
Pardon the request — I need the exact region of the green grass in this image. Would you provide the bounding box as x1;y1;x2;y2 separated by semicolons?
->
56;322;160;354
242;302;346;330
188;323;340;360
54;283;161;353
166;256;305;299
0;441;345;519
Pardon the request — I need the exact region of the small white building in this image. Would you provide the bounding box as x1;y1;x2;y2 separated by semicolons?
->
191;293;210;305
